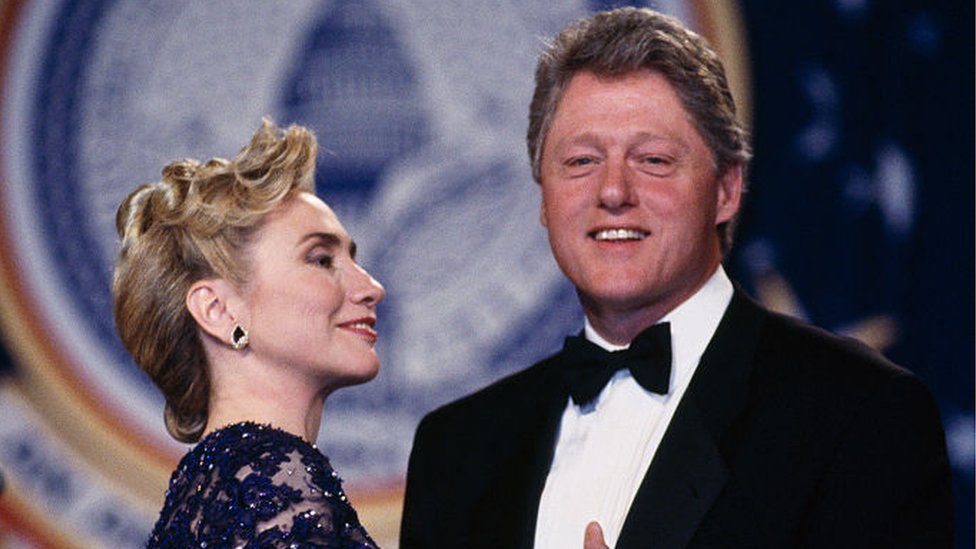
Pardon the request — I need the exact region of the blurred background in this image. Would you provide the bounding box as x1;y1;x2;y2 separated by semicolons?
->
0;1;971;547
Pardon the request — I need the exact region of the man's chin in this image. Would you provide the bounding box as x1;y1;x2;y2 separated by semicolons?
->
577;287;661;314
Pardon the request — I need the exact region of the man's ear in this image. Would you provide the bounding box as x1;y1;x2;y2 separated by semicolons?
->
715;163;743;225
539;189;550;228
186;278;243;345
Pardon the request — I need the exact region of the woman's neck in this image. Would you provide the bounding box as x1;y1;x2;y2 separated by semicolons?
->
204;357;331;442
204;394;326;443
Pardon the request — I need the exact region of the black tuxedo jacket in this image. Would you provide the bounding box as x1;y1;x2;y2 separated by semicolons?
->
400;290;953;548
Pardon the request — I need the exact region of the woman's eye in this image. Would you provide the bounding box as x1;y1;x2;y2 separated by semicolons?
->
308;254;334;268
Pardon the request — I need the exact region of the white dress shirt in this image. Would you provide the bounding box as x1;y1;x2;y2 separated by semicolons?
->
533;267;734;549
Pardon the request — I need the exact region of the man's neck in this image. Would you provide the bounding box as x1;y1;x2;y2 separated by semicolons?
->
582;264;725;345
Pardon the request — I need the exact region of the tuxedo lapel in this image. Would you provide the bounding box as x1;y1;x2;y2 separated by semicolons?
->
617;290;766;549
468;360;569;549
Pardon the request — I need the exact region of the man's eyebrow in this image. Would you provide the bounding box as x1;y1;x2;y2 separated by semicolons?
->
630;131;689;150
555;132;602;150
554;132;687;150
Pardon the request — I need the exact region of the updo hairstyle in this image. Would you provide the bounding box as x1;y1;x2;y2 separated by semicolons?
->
112;119;317;443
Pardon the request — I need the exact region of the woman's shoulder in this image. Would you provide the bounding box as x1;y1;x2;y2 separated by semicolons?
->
149;422;360;547
200;421;311;454
193;422;314;468
163;422;308;493
149;422;377;548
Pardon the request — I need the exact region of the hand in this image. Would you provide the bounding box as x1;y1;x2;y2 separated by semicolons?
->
584;521;609;549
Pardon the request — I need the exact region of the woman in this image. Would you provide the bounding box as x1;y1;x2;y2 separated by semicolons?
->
113;119;384;547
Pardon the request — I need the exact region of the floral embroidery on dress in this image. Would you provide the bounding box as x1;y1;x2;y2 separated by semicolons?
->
147;422;378;548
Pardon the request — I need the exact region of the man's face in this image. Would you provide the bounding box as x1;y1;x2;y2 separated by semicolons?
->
539;70;741;334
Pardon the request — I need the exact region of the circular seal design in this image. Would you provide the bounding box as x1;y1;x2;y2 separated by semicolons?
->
0;0;740;544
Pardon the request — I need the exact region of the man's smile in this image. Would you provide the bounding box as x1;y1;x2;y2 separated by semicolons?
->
589;228;649;241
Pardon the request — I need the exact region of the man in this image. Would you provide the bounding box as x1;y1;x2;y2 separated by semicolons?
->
400;7;953;549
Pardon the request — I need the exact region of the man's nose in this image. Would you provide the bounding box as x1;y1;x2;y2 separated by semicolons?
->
598;158;637;210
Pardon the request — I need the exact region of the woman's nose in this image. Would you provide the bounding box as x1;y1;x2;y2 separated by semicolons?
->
351;264;385;306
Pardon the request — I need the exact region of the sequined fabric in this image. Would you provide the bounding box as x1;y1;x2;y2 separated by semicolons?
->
147;422;379;548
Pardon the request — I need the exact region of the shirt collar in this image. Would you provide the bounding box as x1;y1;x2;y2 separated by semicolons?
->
583;265;733;361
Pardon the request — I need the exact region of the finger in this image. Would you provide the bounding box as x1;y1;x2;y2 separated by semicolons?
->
584;521;608;549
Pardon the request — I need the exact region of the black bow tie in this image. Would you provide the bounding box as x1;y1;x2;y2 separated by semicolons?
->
560;323;672;406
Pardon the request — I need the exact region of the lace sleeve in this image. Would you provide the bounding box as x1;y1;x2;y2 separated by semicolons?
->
243;447;379;547
147;423;379;548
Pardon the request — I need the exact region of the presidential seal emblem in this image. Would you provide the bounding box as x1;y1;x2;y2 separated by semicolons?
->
0;1;746;545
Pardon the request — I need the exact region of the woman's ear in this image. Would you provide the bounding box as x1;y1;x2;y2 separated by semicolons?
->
186;279;243;346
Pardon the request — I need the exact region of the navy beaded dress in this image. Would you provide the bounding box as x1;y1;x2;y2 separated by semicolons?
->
147;422;379;548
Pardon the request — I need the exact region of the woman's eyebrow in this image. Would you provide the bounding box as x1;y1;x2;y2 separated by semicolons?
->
299;232;341;248
299;232;357;259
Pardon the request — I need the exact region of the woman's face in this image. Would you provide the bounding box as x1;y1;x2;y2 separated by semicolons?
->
239;192;385;391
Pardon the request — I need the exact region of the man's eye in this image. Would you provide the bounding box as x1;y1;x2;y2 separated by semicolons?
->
637;155;677;176
567;157;595;168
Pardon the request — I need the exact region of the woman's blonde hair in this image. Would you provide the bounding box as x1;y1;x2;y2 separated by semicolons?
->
112;118;317;442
